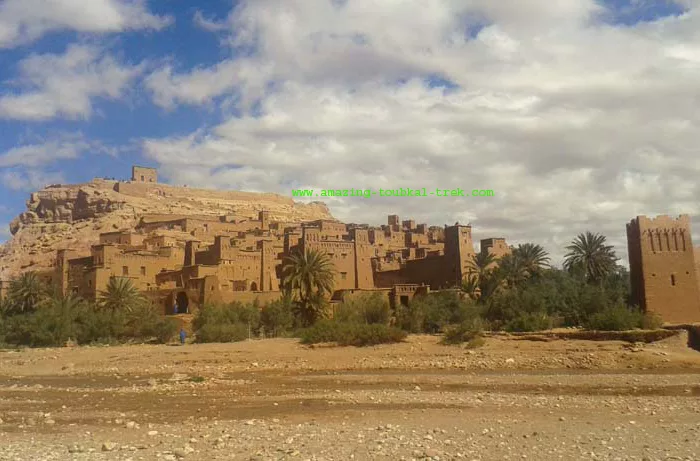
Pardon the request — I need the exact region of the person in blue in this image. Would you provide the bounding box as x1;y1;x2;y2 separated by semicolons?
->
173;301;179;314
179;328;186;345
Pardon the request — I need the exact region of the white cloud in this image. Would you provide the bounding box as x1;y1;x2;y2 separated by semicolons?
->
0;132;113;168
0;0;172;48
1;169;66;192
0;44;143;121
140;0;700;265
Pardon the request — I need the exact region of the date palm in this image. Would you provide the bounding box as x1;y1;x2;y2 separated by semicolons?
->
513;243;550;275
563;232;618;284
497;253;528;288
99;277;146;312
281;248;336;326
4;271;49;315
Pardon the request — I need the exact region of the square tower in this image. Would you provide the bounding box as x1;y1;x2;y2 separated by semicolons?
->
132;166;157;183
626;214;700;323
444;224;475;287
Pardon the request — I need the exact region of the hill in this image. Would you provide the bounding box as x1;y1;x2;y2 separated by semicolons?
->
0;177;332;281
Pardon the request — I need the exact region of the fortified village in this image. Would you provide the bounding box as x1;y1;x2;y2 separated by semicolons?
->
1;166;700;325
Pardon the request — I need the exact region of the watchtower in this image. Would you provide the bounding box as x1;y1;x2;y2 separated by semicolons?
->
626;215;700;323
131;166;157;183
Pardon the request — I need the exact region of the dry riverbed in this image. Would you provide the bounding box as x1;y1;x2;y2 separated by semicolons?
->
1;333;700;460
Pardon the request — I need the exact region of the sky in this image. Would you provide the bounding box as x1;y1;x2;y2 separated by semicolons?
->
1;0;699;267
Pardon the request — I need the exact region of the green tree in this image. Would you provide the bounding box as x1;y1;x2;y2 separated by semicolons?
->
496;253;528;288
281;248;336;326
4;271;49;315
99;277;146;312
512;243;550;275
563;232;618;284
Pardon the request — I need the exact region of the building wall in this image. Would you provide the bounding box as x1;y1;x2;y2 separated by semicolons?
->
627;215;700;323
444;225;476;286
132;166;157;183
481;238;510;259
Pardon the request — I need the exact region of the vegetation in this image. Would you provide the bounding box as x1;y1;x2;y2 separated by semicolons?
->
563;232;618;284
0;231;672;350
281;248;336;326
99;277;147;312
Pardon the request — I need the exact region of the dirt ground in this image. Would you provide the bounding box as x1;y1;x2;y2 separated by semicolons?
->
1;332;700;461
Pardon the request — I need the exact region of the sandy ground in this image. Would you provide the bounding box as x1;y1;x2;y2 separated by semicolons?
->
1;333;700;461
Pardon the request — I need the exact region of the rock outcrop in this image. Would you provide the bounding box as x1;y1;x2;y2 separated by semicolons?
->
0;178;332;280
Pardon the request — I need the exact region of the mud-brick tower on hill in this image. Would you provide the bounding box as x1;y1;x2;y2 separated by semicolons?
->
627;215;700;324
132;166;157;183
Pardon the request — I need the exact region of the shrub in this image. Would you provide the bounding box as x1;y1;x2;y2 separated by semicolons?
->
583;304;645;331
442;319;484;345
641;311;663;330
195;323;249;343
194;302;261;337
299;320;407;346
260;297;295;337
396;292;477;334
334;292;391;325
504;312;553;332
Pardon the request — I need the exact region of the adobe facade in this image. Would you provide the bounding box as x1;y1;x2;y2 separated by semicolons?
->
627;214;700;324
9;166;512;314
132;166;157;183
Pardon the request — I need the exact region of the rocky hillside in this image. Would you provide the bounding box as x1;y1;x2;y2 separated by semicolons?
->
0;178;333;281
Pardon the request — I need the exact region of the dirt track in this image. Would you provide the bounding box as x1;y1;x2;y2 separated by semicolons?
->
1;334;700;460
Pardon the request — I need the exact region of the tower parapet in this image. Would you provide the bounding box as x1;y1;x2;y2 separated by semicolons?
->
626;214;700;323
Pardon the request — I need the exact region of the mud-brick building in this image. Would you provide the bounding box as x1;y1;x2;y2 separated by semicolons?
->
55;242;184;301
627;214;700;324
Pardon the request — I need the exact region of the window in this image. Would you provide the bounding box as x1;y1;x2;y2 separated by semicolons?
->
140;266;146;276
122;266;128;276
671;274;676;286
141;175;144;181
340;272;347;280
400;295;409;306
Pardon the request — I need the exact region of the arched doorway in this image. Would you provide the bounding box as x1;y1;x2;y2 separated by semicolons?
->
174;291;189;314
250;282;258;291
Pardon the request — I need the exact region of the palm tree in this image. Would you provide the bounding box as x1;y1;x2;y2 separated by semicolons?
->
99;277;146;312
563;232;618;284
4;271;49;315
281;248;336;326
513;243;550;275
497;253;528;288
460;273;480;300
468;252;497;279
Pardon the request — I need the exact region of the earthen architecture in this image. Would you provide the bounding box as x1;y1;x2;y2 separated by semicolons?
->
3;166;514;314
627;215;700;324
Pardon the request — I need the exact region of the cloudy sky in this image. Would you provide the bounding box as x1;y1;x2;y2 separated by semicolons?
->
1;0;699;267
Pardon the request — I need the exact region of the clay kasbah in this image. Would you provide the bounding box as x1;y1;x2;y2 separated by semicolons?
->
1;167;699;460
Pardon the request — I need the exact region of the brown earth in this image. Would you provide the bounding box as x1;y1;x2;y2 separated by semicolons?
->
0;178;332;280
1;333;700;460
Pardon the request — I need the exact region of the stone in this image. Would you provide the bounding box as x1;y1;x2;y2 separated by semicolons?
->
102;442;117;452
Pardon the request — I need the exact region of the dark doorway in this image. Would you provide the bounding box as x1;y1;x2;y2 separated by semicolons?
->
175;291;189;314
250;282;258;291
400;295;409;306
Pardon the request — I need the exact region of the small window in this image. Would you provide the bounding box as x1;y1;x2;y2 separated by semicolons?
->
140;266;146;276
340;272;347;280
671;274;676;286
122;266;128;276
141;175;145;181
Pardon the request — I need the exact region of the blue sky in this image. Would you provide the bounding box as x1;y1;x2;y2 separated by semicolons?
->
1;0;699;265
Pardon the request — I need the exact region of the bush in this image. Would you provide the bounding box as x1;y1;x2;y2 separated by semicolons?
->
396;292;477;334
260;297;295;337
583;305;645;331
299;320;407;346
504;312;553;332
195;323;249;343
334;292;391;325
442;317;484;345
641;311;663;330
193;302;261;338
